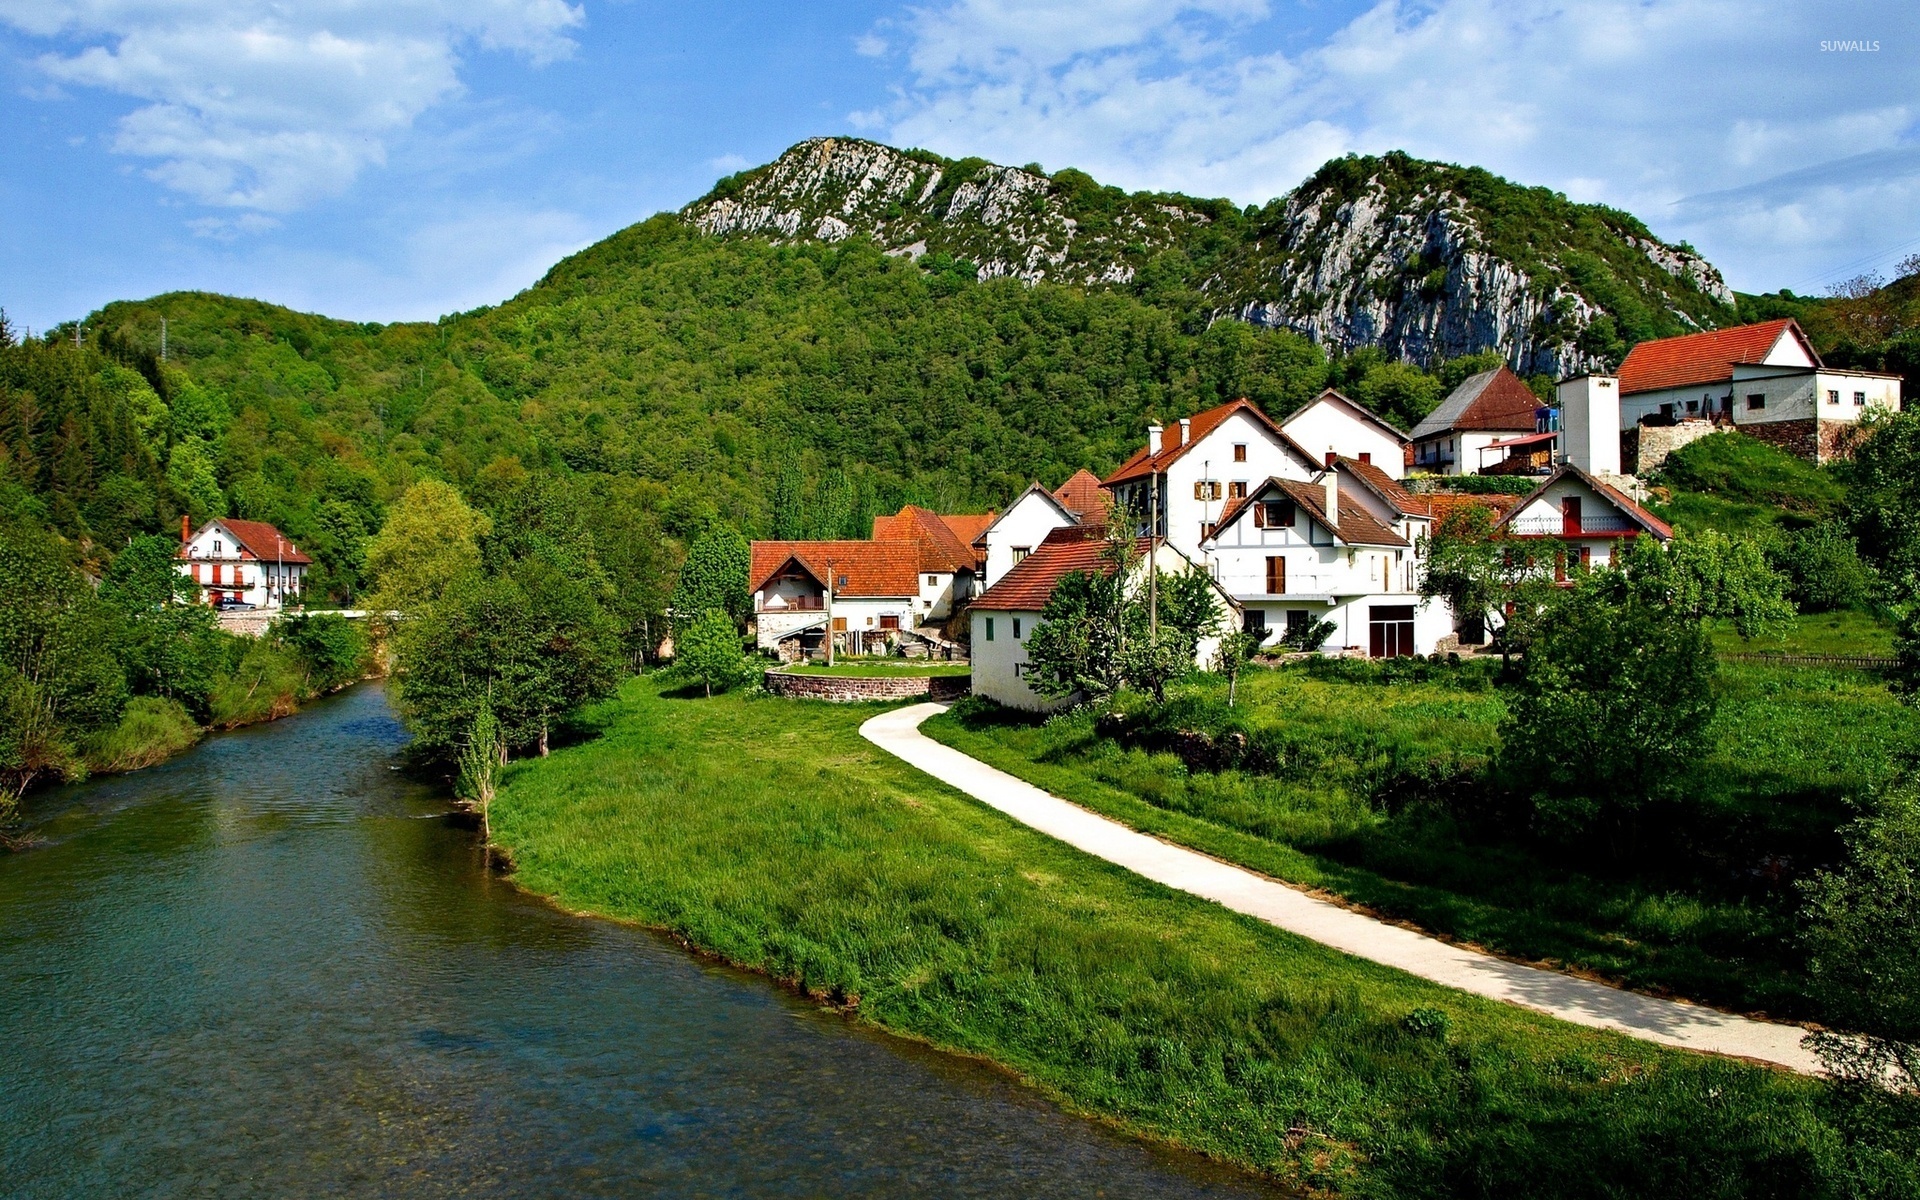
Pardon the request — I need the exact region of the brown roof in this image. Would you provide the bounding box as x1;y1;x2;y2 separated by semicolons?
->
871;505;981;574
1336;456;1425;517
1052;469;1106;519
1102;398;1316;486
187;519;312;565
940;512;996;547
1617;319;1814;395
1494;466;1674;541
749;540;921;598
1424;492;1521;527
1409;366;1542;439
1208;478;1409;548
971;536;1152;612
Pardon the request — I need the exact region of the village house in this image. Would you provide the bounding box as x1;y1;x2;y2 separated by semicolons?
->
967;526;1235;711
1408;366;1547;475
1614;318;1900;465
1493;463;1673;580
175;516;310;609
1280;389;1412;479
972;469;1106;588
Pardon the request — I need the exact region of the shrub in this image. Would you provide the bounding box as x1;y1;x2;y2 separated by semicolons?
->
668;609;749;697
208;640;305;728
86;696;200;773
1774;521;1876;613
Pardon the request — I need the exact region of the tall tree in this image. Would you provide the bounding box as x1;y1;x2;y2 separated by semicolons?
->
364;480;493;612
670;525;751;627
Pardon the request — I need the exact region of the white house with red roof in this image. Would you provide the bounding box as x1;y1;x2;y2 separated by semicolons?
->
967;528;1233;711
1494;464;1673;580
176;516;311;609
1409;366;1549;475
971;470;1111;589
1612;319;1899;463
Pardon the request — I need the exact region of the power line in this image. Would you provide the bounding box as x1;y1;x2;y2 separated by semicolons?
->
1790;232;1920;294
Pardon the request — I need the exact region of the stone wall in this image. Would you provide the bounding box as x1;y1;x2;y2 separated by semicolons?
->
763;669;972;703
1621;420;1723;475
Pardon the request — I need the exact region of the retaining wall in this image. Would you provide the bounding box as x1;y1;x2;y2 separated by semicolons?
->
764;669;972;703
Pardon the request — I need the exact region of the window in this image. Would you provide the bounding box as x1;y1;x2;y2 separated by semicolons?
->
1253;499;1295;528
1358;452;1372;465
1232;443;1247;463
1855;391;1867;407
832;617;848;632
926;575;938;587
984;617;995;641
1828;389;1840;405
1011;546;1030;565
1192;480;1222;501
1747;393;1766;410
212;539;223;555
1285;610;1311;639
1659;403;1674;421
1012;617;1023;638
1686;399;1698;414
879;614;900;630
1242;609;1267;635
1265;556;1286;596
1368;605;1415;659
1228;481;1247;500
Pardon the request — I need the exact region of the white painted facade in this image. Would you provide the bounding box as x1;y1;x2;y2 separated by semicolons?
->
1107;409;1317;560
176;520;307;609
1201;478;1448;657
1280;392;1409;480
1497;470;1668;580
1414;429;1515;476
1617;325;1899;430
1558;375;1621;475
969;543;1233;712
977;487;1077;587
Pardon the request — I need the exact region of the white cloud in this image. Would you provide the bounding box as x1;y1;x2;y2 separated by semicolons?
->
870;0;1920;290
708;153;751;173
1;0;583;211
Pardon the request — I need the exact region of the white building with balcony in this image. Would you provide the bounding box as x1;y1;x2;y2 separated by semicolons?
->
175;516;310;609
1493;464;1673;580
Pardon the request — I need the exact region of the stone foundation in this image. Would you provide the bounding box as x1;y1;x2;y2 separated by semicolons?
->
763;669;972;703
1737;418;1863;465
1621;420;1723;475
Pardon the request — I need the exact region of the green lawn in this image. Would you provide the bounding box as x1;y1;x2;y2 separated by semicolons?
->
490;675;1917;1198
782;660;972;677
925;659;1920;1028
1712;610;1897;658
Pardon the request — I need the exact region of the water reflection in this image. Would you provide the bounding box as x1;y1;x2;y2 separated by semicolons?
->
1;683;1281;1198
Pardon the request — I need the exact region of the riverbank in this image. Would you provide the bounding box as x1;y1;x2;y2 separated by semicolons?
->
488;674;1920;1198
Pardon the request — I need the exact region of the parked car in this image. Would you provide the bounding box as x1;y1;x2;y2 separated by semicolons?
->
215;599;258;611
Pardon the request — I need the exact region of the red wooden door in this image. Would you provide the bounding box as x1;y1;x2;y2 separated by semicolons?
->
1561;496;1582;534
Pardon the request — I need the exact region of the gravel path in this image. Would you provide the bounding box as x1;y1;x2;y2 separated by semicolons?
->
861;703;1822;1074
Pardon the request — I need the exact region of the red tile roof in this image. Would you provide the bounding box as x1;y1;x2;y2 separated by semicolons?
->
1208;478;1409;548
1101;399;1315;487
1617;319;1816;395
1424;492;1520;528
750;540;922;598
940;512;996;547
186;519;312;565
1052;469;1106;519
1336;456;1425;517
1409;366;1542;438
971;535;1152;612
872;505;984;573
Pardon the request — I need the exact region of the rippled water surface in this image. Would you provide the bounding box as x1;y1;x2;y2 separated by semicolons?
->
1;683;1278;1198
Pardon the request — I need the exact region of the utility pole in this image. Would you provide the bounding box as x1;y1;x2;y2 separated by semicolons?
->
824;559;836;667
160;318;167;362
1148;466;1159;642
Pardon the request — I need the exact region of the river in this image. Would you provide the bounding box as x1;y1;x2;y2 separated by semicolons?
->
1;682;1280;1198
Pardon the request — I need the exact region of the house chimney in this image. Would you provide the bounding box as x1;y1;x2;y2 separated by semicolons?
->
1147;423;1163;455
1324;448;1338;468
181;514;190;547
1178;417;1191;446
1322;472;1340;529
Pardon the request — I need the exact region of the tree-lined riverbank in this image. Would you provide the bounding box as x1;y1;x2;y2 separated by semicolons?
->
489;674;1920;1198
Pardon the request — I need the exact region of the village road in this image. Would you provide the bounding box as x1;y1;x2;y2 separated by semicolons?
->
862;703;1824;1075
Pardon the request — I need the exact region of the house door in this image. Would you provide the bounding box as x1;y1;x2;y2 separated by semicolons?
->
1265;556;1285;596
1369;605;1415;658
1561;496;1582;535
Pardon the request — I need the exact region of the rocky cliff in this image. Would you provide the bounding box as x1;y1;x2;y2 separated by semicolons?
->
683;138;1736;374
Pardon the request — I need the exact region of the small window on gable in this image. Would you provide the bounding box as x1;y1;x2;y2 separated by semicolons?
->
1254;498;1295;529
1232;443;1247;463
1747;393;1765;410
1011;546;1030;565
1192;480;1222;501
213;539;223;555
926;574;938;587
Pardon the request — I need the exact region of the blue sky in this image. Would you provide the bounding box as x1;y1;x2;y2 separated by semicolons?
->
3;0;1916;332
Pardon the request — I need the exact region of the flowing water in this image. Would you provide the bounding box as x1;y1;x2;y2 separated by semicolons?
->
1;683;1280;1198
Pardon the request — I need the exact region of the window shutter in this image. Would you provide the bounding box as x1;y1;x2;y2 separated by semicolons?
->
1193;481;1206;500
1253;502;1265;528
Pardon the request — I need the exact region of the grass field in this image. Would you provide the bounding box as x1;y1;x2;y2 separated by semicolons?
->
1711;610;1897;658
925;657;1920;1028
782;660;972;677
490;675;1919;1198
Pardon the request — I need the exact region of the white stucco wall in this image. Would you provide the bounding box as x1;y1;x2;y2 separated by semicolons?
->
1281;397;1407;479
969;607;1062;711
1619;368;1897;429
981;491;1075;586
1154;410;1316;558
1202;491;1414;601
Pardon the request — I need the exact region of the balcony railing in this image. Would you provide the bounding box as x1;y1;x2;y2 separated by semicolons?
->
1506;515;1640;537
758;597;824;612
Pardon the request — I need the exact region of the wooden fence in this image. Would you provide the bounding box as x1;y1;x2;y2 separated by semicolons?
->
1720;652;1896;670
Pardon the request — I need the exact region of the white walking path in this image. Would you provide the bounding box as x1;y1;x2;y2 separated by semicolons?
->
861;703;1822;1075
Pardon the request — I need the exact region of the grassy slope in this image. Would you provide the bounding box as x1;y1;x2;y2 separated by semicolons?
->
923;661;1919;1026
1712;611;1897;657
490;676;1915;1199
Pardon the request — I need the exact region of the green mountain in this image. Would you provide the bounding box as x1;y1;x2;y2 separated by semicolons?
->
686;138;1738;374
